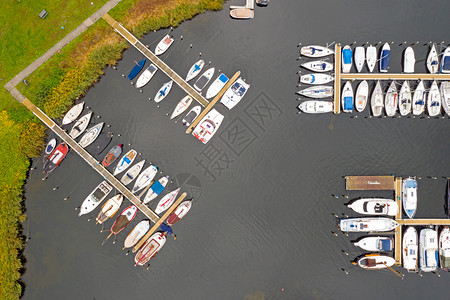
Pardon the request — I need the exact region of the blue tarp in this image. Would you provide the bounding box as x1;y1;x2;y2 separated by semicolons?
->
343;49;352;64
380;239;392;251
150;180;165;194
219;74;229;83
127;59;146;80
405;179;417;188
380;50;390;71
442;56;450;71
344;97;354;110
160;223;173;235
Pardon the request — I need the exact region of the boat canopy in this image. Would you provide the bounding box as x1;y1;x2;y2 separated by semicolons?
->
425;249;438;267
344;97;354;110
151;181;165;194
219;74;229;83
442;56;450;71
231;82;246;96
380;50;390;70
343;49;352;64
405;179;417;188
378;239;392;251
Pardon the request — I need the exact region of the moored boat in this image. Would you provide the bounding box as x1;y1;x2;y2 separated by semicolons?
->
96;194;123;224
440;81;450;116
398;81;412;116
412;80;425;116
366;45;377;73
69;111;92;139
113;149;138;175
143;176;169;204
403;46;415;73
427;43;439;74
341;45;352;73
134;232;166;266
171;95;193;120
127;59;146;80
155;187;181;214
371;80;384;117
300;45;334;58
356;254;396;270
123;220;150;249
403;226;418;272
154;80;173;103
120;159;146;185
135;64;158;88
385;81;398;117
43;143;69;174
339;217;399;232
167;200;192;226
297;85;333;99
79;122;104;148
341;81;353;113
78;181;113;216
186;59;205;82
110;205;138;236
379;43;390;72
299;73;333;85
44;138;56;155
102;144;123;167
402;177;417;219
354;236;394;252
206;73;229;99
220;78;250;110
91;132;112;156
194;67;215;91
132;165;158;194
301;61;333;72
355;80;369;112
62;102;84;125
439;227;450;270
419;228;438;272
346;198;398;216
427;80;441;116
440;47;450;73
182;106;201;126
354;46;365;73
298;100;333;114
154;34;174;56
229;8;254;19
192;109;224;144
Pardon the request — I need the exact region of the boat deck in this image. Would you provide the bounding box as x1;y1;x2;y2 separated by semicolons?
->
345;175;395;190
230;0;254;10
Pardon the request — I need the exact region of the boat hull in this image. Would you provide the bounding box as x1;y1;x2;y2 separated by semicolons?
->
357;255;395;270
355;80;368;112
102;144;123;167
79;122;104;148
69;111;92;139
155;188;181;214
419;228;438;272
113;149;138;175
167;200;192;225
339;217;399;232
221;78;250;109
124;220;150;249
43;143;69;174
192;109;224;144
402;177;417;219
354;236;394;252
347;198;398;216
300;45;334;58
62;102;84;125
111;206;137;235
371;81;384;117
96;194;123;224
134;232;166;266
127;59;146;80
143;176;169;204
298;100;333;113
403;226;418;272
78;181;113;216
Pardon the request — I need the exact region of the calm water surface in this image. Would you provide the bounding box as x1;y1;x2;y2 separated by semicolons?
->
23;0;450;299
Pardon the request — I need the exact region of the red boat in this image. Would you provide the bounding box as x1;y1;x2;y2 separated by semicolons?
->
43;143;69;173
167;200;192;226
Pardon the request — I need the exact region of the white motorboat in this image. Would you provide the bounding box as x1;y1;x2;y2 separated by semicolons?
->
299;73;333;85
398;81;412;116
298;100;333;114
419;228;438;272
155;187;181;214
366;45;377;73
426;43;439;74
78;181;113;217
403;46;415;73
44;138;57;155
427;80;441;116
403;226;418;272
220;78;250;110
402;177;417;219
440;47;450;73
79;122;104;148
123;220;150;249
346;198;398;216
194;67;215;91
154;34;174;56
354;236;394;252
205;73;229;99
113;149;137;175
341;81;353;113
439;227;450;271
356;254;396;270
186;59;205;82
354;46;365;73
132;165;158;194
143;176;169;204
412;80;425;116
440;81;450;116
341;45;352;73
339;217;399;232
300;45;334;58
355;80;369;112
69;111;92;139
135;64;158;88
297;85;333;99
154;81;173;103
171;95;193;120
182;106;201;126
96;194;123;224
62;102;84;125
379;43;391;72
120;159;145;185
301;61;333;73
371;80;384;117
385;81;398;117
192;108;224;144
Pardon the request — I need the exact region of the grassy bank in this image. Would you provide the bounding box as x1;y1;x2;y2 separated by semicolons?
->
0;0;224;298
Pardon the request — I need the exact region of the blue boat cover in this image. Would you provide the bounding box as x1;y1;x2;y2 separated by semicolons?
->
344;97;354;110
127;59;146;80
380;239;392;251
342;49;352;64
160;223;173;235
380;50;391;71
405;179;417;188
219;74;229;83
150;180;165;194
442;56;450;71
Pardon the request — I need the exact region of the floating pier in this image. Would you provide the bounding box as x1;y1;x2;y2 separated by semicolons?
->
345;175;395;190
333;43;341;114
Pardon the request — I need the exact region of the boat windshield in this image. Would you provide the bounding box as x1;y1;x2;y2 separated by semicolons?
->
443;56;450;70
92;189;106;202
149;65;157;73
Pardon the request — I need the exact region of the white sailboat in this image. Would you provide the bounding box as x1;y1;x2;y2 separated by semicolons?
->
427;80;441;116
120;160;146;185
354;46;365;73
426;43;439;74
154;81;173;103
299;73;333;85
300;45;334;58
298;100;333;114
301;61;333;72
371;80;384;117
440;81;450;116
355;80;368;112
385;81;397;117
412;80;425;116
366;45;377;73
62;102;84;125
403;46;415;73
398;81;412;116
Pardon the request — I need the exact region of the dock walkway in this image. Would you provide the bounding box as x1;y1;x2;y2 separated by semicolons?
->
333;44;341;114
102;14;209;107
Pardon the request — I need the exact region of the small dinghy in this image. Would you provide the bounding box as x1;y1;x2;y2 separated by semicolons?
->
102;144;123;167
121;159;146;185
69;111;92;139
341;81;354;113
167;200;192;226
354;46;365;73
298;100;333;114
96;194;123;224
44;138;56;155
379;43;390;72
134;232;166;266
341;45;352;73
107;205;138;241
62;102;84;125
419;228;438;272
402;177;417;219
155;34;174;56
221;78;250;109
123;220;150;249
143;176;169;204
90;132;112;156
356;254;396;270
403;226;418;272
440;47;450;73
301;60;333;72
355;80;369;112
194;67;215;91
299;73;333;85
43;143;69;173
192;109;224;144
385;81;398;117
135;64;158;88
339;217;399;232
366;45;377;73
297;85;333;99
354;236;394;252
347;198;398;216
300;45;334;58
132;165;158;194
412;80;425;116
171;96;193;119
206;73;229;99
439;227;450;271
155;187;181;214
371;80;384;117
154;80;173;103
113;149;138;175
127;59;146;80
440;81;450;116
78;181;113;216
426;43;439;74
398;81;412;116
186;59;205;82
182;105;201;126
229;8;254;19
79;122;104;148
427;80;441;116
403;46;415;73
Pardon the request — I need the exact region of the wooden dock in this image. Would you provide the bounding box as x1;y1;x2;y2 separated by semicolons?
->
394;177;402;265
345;175;395;190
333;43;341;114
21;98;161;223
341;73;450;80
102;14;209;107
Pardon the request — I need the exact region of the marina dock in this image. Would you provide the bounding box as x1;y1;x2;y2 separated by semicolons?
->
333;44;341;114
345;175;395;190
102;14;209;107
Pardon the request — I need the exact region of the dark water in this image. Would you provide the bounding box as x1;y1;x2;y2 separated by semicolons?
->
23;0;450;299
